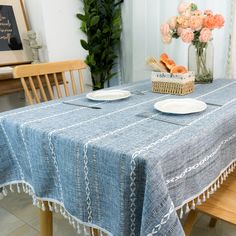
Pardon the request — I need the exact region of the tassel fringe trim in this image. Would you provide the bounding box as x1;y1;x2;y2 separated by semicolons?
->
176;160;236;219
2;161;235;233
0;181;111;236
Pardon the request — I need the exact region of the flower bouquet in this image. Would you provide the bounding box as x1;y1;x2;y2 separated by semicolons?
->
160;2;225;83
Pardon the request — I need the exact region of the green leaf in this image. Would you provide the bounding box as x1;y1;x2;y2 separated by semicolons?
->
102;26;110;34
111;32;120;39
87;54;96;66
96;29;102;37
106;72;118;81
113;8;121;20
172;31;179;39
113;17;121;27
80;40;89;50
80;21;87;33
90;45;101;54
76;13;86;21
90;15;100;26
191;3;198;11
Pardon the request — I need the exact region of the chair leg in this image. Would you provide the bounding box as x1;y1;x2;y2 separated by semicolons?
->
209;217;217;228
90;228;100;236
40;201;53;236
183;210;198;236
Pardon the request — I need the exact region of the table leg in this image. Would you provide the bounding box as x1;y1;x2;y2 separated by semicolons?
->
209;217;217;228
183;210;198;236
40;201;53;236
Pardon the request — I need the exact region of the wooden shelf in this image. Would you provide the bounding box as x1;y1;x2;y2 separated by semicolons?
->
0;78;24;96
0;69;21;95
0;72;13;81
0;63;28;95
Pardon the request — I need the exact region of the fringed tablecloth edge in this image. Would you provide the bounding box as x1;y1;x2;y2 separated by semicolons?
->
1;160;235;235
175;159;236;219
0;180;113;236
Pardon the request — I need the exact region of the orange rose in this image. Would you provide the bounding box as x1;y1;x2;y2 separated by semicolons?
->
214;14;224;28
203;15;215;29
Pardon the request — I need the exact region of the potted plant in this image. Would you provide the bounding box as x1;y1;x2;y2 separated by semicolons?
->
77;0;123;90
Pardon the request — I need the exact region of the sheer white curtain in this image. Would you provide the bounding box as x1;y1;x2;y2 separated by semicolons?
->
228;0;236;79
121;0;232;82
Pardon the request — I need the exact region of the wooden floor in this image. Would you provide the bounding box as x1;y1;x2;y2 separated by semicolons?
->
0;191;236;235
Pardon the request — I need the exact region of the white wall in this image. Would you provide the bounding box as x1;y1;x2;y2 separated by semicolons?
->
24;0;48;62
25;0;91;87
41;0;87;62
24;0;87;62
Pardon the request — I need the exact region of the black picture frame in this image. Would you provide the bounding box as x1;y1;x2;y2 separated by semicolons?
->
0;0;31;66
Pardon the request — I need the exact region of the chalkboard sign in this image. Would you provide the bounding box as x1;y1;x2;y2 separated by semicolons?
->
0;5;23;51
0;0;31;66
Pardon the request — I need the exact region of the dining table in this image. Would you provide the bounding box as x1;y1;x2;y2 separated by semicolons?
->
0;79;236;236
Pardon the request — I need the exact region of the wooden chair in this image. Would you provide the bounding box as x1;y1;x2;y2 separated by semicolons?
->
183;169;236;236
13;60;86;105
13;60;100;236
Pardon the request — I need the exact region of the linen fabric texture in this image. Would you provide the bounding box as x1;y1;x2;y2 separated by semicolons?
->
0;79;236;236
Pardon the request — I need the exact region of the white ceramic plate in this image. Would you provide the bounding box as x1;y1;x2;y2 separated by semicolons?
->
86;89;131;101
154;98;207;115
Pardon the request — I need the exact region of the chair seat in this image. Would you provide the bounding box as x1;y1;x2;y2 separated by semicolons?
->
196;170;236;225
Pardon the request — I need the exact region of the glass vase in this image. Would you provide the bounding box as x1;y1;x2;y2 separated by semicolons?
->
188;42;214;83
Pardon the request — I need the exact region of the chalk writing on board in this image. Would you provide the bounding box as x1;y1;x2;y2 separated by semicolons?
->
0;5;23;51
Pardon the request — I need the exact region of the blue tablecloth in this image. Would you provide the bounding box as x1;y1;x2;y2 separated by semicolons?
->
0;79;236;236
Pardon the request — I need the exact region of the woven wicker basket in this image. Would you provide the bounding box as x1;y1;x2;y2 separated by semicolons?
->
151;71;195;96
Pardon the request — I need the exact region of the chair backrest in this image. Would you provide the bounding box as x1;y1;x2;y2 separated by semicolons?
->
13;60;87;105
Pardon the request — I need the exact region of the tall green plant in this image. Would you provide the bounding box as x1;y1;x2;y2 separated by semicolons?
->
77;0;123;90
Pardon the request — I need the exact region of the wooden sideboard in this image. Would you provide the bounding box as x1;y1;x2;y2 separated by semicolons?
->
0;63;31;96
0;67;65;97
0;71;24;96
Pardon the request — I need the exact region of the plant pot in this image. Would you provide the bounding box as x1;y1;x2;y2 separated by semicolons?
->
188;42;214;84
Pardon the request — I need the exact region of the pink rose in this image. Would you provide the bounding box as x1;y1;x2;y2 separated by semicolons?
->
162;34;172;44
168;16;177;30
199;28;212;42
178;2;191;15
177;27;184;36
214;14;225;28
204;10;213;16
182;8;192;18
192;10;202;16
160;23;170;36
177;15;190;28
180;28;194;43
189;16;203;31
